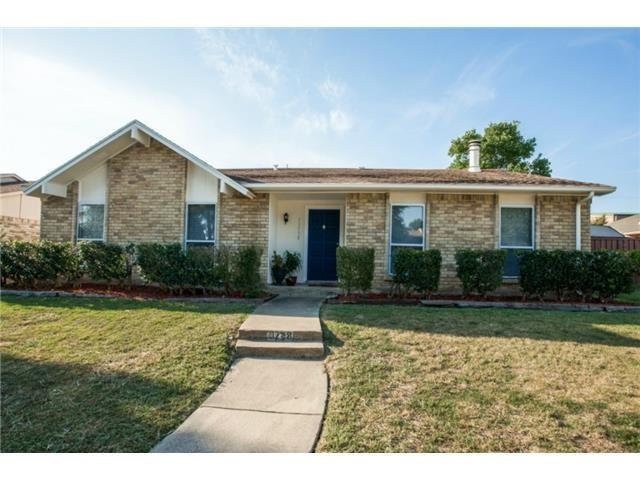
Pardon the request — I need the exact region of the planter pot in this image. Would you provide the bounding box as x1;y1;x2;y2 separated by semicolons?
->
285;276;298;286
271;268;287;285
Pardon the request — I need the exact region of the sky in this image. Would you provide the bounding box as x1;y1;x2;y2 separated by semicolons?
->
1;28;638;212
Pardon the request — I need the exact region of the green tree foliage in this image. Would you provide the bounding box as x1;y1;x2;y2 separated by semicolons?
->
448;121;552;176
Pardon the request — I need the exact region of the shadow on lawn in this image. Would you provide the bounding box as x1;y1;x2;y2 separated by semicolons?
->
0;354;197;453
0;294;255;315
321;306;640;349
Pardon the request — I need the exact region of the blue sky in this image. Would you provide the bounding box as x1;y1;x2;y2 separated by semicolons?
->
1;28;638;212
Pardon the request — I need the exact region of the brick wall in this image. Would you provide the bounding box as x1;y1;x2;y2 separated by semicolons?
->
345;193;389;288
107;140;186;244
428;193;497;288
0;215;40;242
40;181;78;242
218;191;270;282
537;195;590;251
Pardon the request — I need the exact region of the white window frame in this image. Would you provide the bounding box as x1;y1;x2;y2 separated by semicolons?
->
388;203;426;274
499;205;535;278
184;202;216;247
76;203;106;242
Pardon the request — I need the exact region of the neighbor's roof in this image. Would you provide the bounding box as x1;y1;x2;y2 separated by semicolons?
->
590;225;626;238
609;214;640;236
220;168;615;194
0;181;31;194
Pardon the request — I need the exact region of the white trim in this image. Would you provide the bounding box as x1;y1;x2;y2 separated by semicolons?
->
242;182;615;195
576;192;594;250
76;203;106;242
388;203;426;274
26;120;254;199
184;202;216;248
304;206;344;282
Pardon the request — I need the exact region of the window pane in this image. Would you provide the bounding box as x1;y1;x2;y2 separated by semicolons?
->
187;204;215;241
391;205;424;245
389;245;422;274
501;208;533;247
78;204;104;239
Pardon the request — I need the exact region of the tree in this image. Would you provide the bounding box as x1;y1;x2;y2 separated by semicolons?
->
448;121;552;176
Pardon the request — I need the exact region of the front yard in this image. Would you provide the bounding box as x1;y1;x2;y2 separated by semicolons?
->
0;295;253;452
318;305;640;452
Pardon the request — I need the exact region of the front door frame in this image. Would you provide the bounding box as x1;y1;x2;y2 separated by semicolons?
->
304;206;344;282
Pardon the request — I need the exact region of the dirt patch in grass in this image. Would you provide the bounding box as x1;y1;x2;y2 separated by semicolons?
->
318;305;640;452
0;295;254;452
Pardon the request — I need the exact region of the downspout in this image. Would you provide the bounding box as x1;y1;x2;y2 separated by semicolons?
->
575;192;594;250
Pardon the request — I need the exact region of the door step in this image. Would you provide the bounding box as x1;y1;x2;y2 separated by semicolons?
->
239;328;322;342
236;339;325;359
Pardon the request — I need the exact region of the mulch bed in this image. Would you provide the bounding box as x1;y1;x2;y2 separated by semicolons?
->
326;293;640;312
1;284;274;302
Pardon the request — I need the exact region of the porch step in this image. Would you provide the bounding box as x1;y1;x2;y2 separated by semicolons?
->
235;339;325;359
239;328;322;342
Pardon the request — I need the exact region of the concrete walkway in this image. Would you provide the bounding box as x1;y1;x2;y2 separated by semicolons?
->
153;290;329;453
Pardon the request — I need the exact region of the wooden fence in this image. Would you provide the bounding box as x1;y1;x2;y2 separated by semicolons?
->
592;237;640;251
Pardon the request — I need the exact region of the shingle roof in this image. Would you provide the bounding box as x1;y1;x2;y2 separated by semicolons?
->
590;225;626;238
0;182;31;194
609;214;640;235
219;168;612;188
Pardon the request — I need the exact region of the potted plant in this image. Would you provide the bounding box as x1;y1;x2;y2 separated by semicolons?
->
284;251;302;285
270;251;287;285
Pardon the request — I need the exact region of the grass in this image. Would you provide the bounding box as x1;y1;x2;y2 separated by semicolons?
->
0;295;254;452
617;284;640;305
318;305;640;452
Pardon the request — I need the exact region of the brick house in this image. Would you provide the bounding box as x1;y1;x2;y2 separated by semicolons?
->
26;120;615;289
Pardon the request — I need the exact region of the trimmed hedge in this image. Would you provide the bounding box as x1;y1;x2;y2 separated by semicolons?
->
77;241;128;286
392;248;442;298
519;249;635;302
0;240;79;288
136;243;263;296
336;246;375;295
455;249;507;296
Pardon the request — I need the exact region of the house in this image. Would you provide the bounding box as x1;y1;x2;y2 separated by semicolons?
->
590;212;636;225
608;214;640;239
0;174;41;242
25;120;616;289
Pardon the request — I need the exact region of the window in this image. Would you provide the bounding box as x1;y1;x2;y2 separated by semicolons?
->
500;206;534;277
389;204;425;274
77;204;105;241
186;204;215;247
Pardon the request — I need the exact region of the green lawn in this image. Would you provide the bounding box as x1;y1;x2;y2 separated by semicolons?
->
0;295;253;452
318;305;640;452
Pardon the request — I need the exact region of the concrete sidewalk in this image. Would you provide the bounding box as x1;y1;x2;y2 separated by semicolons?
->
152;292;329;453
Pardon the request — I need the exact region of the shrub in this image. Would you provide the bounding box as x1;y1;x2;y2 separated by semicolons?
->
628;250;640;277
136;243;188;292
77;241;127;286
519;249;635;302
336;246;374;295
0;240;79;288
392;248;441;298
231;246;263;296
455;249;507;296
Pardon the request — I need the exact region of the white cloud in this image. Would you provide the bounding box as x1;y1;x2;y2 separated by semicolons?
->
405;45;518;130
319;77;345;101
196;29;280;103
329;109;354;133
293;109;354;135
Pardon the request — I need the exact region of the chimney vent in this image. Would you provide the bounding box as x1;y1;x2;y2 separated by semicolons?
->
468;140;481;173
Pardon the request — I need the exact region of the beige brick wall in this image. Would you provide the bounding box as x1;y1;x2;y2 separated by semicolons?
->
107;140;187;244
40;181;78;242
428;193;497;289
218;191;270;282
0;215;40;242
537;195;590;251
344;193;389;288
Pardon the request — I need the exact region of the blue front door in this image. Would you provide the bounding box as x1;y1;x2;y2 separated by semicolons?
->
307;209;340;281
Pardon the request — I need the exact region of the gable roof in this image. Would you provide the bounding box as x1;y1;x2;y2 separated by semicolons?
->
609;214;640;236
590;225;626;238
221;168;616;194
25;120;253;198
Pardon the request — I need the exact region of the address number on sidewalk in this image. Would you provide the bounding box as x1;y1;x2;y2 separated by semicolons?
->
266;331;294;341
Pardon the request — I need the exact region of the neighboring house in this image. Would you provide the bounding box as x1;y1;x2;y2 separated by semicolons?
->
25;120;616;289
590;212;636;225
608;214;640;239
0;174;41;241
590;225;626;238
